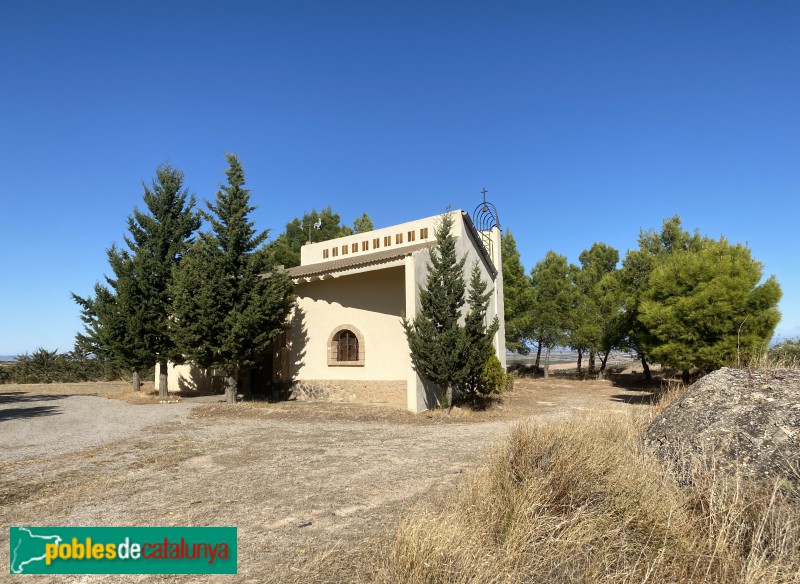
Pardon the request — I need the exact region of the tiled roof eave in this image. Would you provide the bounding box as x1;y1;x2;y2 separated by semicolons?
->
286;241;435;280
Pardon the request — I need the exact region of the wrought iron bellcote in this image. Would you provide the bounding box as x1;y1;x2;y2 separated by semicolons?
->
472;188;500;257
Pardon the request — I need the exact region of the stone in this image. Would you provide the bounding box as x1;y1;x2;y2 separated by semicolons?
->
644;367;800;487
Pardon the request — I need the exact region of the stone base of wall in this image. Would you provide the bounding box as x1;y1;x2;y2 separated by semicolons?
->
290;380;406;405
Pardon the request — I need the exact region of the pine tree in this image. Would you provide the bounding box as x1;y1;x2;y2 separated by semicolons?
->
352;212;374;234
618;216;703;379
569;243;620;374
171;154;295;403
402;210;467;407
461;263;500;398
266;207;372;267
639;237;781;379
529;251;574;377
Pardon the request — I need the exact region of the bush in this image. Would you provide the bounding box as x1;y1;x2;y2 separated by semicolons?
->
480;354;507;395
0;348;124;384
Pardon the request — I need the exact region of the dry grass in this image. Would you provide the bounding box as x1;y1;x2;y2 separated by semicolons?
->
366;408;800;584
746;352;800;371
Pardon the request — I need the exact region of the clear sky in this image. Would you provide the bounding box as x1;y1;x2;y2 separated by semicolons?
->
1;1;798;355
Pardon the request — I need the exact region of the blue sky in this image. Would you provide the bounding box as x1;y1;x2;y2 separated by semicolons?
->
1;1;798;355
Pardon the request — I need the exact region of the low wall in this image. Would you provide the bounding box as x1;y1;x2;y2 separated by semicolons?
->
289;379;406;405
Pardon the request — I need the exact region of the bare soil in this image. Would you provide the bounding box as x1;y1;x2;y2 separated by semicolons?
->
0;375;656;582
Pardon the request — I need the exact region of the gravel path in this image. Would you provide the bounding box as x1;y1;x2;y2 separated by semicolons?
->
1;391;198;461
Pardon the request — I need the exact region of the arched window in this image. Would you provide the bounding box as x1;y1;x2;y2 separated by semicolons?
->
328;325;365;366
336;330;358;361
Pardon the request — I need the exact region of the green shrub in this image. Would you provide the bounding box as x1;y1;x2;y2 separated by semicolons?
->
480;354;507;395
0;347;124;384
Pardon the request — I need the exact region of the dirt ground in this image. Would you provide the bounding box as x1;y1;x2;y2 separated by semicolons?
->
0;374;658;582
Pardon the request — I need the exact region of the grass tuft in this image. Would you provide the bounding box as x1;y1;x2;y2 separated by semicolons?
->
371;411;800;583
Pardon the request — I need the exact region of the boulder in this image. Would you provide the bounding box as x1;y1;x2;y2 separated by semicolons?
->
644;367;800;486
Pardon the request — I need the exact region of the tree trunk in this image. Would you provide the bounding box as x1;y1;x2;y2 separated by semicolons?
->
224;367;238;403
544;346;551;378
445;385;454;410
535;343;543;370
641;355;651;381
132;370;140;392
588;351;596;375
576;350;583;374
158;360;168;398
681;370;691;385
600;352;610;372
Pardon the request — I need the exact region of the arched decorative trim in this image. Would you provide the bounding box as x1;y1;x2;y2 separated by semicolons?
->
472;188;501;259
327;325;365;367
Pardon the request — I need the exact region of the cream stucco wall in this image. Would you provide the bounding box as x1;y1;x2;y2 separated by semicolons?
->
453;214;505;369
154;361;217;393
289;266;409;381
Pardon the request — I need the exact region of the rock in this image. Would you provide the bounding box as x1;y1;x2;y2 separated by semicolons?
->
644;367;800;487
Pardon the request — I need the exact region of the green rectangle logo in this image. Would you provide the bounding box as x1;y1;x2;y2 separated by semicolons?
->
10;527;237;574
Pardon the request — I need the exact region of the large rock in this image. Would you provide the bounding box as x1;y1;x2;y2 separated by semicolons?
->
644;367;800;486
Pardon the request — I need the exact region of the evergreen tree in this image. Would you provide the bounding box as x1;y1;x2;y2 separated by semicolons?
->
639;237;781;380
501;230;535;353
593;270;626;373
171;154;295;403
618;216;703;379
569;243;620;374
267;207;372;267
73;164;199;395
72;248;149;389
352;212;374;234
461;263;500;398
402;210;467;407
529;251;574;377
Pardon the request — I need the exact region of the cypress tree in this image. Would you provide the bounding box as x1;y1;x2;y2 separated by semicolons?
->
461;263;500;398
171;153;295;403
402;210;467;407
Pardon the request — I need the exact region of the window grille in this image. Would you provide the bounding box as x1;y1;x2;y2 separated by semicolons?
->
336;330;358;361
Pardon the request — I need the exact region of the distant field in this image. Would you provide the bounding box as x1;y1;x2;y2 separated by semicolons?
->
507;350;636;367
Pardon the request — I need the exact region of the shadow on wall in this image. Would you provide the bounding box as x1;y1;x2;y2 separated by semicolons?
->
279;306;308;401
418;376;442;410
176;364;220;394
301;267;405;315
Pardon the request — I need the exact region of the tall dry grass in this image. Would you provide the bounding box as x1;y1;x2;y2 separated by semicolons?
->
372;410;800;583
